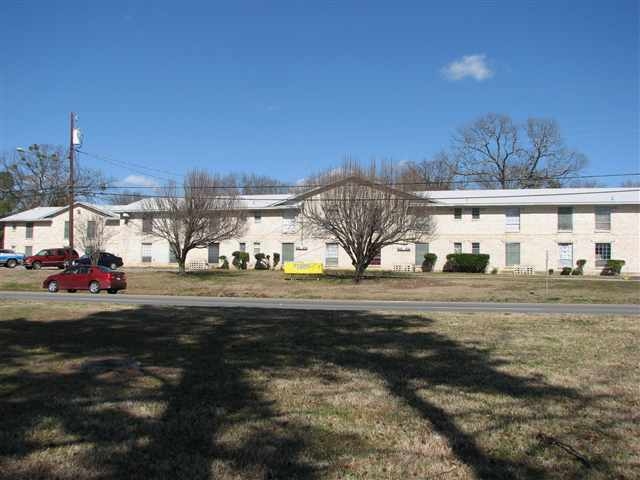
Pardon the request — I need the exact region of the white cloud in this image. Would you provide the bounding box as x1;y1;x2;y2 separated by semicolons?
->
441;54;493;81
118;174;159;188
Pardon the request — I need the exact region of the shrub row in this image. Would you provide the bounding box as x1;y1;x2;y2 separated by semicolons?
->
443;253;490;273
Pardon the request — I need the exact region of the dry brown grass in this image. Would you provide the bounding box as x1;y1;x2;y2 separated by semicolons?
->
0;301;638;479
1;267;639;303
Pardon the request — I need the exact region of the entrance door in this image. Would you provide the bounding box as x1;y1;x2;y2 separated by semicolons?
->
559;243;573;268
415;243;429;265
208;243;219;264
281;243;295;263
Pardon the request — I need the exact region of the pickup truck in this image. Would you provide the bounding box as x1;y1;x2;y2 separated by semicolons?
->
0;249;25;268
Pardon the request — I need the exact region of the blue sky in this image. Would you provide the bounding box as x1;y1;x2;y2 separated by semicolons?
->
1;1;638;187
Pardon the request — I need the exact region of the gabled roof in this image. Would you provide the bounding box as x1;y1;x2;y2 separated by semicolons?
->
273;176;429;206
0;202;119;222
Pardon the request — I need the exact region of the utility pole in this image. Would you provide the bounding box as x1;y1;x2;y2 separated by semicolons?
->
68;112;75;251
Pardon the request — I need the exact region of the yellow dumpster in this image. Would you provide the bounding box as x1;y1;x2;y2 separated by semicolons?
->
283;261;324;275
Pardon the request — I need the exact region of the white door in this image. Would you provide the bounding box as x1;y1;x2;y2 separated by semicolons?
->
559;243;573;268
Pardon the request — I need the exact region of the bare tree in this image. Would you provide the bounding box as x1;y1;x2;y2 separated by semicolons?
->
621;179;640;188
453;114;587;188
1;144;109;210
300;161;434;283
397;152;460;191
143;170;247;274
108;190;145;205
75;214;118;265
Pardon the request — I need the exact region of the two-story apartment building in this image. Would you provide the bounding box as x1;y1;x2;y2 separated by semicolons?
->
1;187;639;274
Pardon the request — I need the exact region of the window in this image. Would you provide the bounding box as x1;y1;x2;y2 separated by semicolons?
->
454;208;462;219
239;242;246;252
558;207;573;232
168;247;177;263
254;212;262;223
142;216;153;233
370;250;381;266
208;243;219;263
325;243;338;267
454;242;462;254
415;242;429;265
505;243;520;266
505;208;520;232
472;242;480;255
472;208;480;220
253;242;261;255
25;222;33;239
595;243;611;267
559;243;573;268
141;243;153;263
64;221;69;240
87;221;96;239
282;211;297;233
25;246;32;256
595;207;611;231
281;243;295;263
12;224;16;230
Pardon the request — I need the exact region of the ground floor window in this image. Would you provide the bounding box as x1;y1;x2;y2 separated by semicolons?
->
472;242;480;255
325;243;338;267
414;242;429;265
24;246;32;257
208;243;219;263
239;242;246;252
505;242;520;266
595;243;611;267
454;242;462;254
141;243;153;263
253;242;261;255
281;243;295;263
558;243;573;268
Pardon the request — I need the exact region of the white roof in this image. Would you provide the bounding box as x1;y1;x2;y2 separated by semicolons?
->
423;188;640;206
2;188;637;221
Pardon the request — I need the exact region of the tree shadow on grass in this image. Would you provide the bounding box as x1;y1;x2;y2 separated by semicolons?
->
0;306;629;479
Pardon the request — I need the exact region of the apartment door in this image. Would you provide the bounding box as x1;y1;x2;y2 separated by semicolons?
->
558;243;573;268
281;243;295;263
415;243;428;265
208;243;219;264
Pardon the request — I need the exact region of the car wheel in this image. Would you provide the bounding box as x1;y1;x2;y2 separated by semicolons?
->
89;281;101;294
47;280;59;293
110;263;117;270
67;289;77;293
6;259;17;268
32;261;42;270
107;288;117;294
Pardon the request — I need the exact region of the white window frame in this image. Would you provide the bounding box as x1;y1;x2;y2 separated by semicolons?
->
325;243;338;267
141;242;153;263
505;207;520;233
595;207;611;231
557;207;573;232
472;242;480;255
595;243;611;268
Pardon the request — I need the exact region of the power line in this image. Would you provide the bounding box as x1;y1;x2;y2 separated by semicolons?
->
88;172;640;190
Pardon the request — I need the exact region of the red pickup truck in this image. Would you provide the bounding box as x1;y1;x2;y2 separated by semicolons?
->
24;248;79;269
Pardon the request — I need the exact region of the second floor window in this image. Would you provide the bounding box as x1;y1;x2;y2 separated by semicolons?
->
87;221;96;239
558;207;573;232
505;208;520;232
64;221;69;240
472;208;480;220
142;216;153;233
25;222;33;239
595;207;611;231
454;208;462;219
254;212;262;223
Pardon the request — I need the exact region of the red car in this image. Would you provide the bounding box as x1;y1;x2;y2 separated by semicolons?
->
25;248;79;269
43;265;127;294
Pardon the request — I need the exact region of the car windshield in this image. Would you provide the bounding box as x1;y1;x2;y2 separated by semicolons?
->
0;249;13;253
98;266;114;273
35;249;48;256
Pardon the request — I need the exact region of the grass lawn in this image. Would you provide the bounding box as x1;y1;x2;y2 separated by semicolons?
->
0;301;638;479
0;267;639;304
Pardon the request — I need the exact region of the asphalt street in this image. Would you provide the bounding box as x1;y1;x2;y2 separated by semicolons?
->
1;291;638;315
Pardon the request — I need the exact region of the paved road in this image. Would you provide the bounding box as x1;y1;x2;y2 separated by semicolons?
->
1;291;638;315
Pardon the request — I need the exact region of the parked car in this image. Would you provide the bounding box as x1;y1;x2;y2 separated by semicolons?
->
43;265;127;294
24;248;79;270
67;252;124;270
0;249;25;268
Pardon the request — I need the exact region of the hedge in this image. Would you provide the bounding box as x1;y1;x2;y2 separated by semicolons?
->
421;253;437;272
601;259;625;276
231;251;250;270
442;253;490;273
